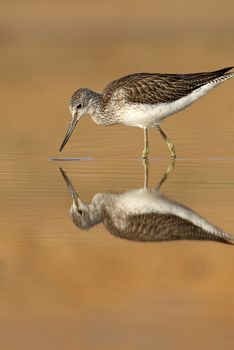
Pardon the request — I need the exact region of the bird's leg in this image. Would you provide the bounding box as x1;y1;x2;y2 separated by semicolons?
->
156;125;176;159
142;128;149;159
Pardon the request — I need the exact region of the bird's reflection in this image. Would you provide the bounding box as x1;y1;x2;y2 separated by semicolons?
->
60;161;233;244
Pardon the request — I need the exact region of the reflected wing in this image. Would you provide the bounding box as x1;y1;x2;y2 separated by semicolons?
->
103;211;233;244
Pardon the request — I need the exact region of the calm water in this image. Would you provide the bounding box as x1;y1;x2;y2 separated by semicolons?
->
1;152;234;349
1;0;234;348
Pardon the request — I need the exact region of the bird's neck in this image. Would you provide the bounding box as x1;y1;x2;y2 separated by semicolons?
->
88;90;115;125
86;91;104;125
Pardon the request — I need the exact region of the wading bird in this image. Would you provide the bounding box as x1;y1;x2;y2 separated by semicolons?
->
59;67;234;158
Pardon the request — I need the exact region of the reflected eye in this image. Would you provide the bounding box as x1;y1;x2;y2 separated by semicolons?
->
76;103;82;109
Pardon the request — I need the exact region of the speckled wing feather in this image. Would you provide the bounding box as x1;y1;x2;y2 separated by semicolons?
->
103;211;233;243
102;67;233;104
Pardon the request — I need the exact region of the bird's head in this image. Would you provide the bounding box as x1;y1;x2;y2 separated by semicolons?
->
60;168;102;229
59;88;93;152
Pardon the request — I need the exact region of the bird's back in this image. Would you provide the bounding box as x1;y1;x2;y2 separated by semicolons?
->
102;67;234;105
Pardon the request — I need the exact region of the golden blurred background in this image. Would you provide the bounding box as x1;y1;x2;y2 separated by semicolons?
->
0;0;234;349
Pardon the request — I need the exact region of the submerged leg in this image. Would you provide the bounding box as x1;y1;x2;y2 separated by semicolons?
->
156;126;176;159
142;128;149;159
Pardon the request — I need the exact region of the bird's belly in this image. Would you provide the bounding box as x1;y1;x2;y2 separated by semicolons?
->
120;100;191;128
121;104;163;128
121;101;189;128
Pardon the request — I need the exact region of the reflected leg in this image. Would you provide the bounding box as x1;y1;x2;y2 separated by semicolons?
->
142;158;149;189
142;128;149;159
156;125;176;159
156;158;176;191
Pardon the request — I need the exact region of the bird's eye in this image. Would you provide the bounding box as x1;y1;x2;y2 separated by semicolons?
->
77;209;83;215
76;103;82;109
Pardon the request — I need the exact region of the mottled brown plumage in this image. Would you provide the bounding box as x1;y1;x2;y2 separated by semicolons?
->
102;67;233;104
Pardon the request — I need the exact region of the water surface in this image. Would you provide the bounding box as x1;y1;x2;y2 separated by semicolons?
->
1;154;234;349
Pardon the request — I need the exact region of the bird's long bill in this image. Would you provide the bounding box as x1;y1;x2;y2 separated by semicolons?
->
59;168;79;205
59;115;79;152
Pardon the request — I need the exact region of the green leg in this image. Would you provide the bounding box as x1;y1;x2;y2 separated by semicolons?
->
142;128;149;159
157;125;176;159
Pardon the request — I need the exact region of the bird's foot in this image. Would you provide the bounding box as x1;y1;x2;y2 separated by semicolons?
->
141;148;150;159
170;153;176;160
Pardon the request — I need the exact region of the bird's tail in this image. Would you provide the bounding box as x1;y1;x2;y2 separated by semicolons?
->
214;66;234;80
215;66;233;75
